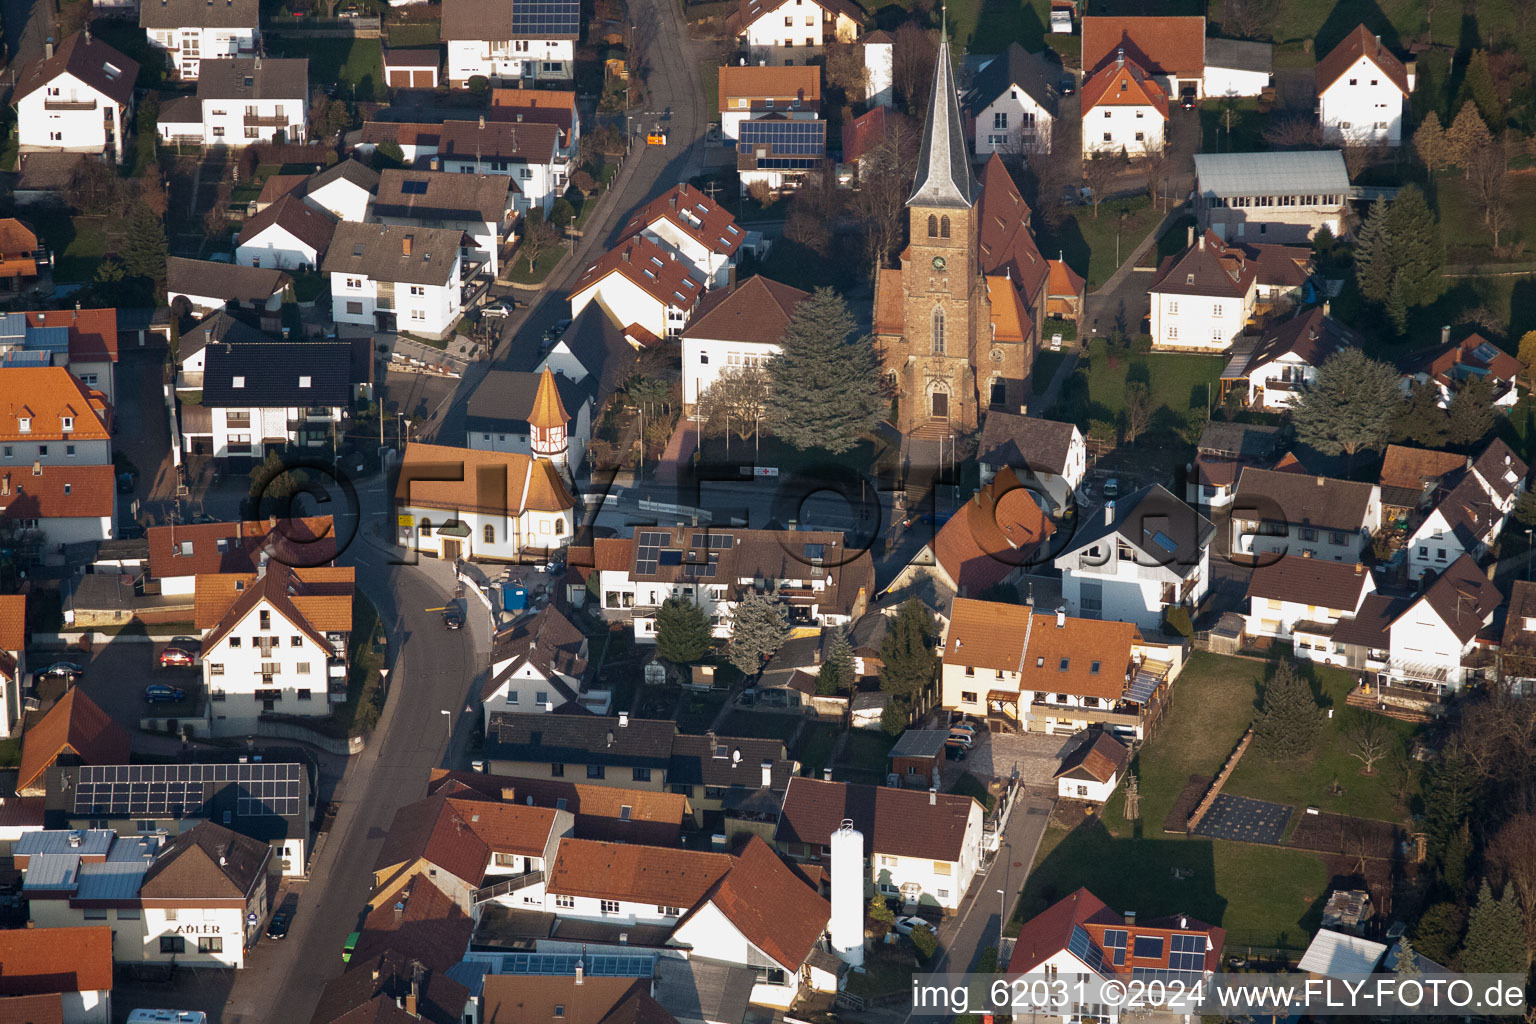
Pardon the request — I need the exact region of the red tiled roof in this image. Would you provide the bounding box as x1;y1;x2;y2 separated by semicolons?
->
0;465;115;522
930;466;1054;595
0;367;110;440
1314;24;1410;96
393;441;575;515
1149;230;1250;298
353;875;475;975
696;835;829;969
976;155;1048;301
0;594;24;651
1017;613;1137;701
1081;16;1206;78
12;32;138;108
236;191;337;253
717;64;822;111
546;838;732;906
1245;555;1371;610
426;769;688;846
0;992;63;1024
360;121;442;149
148;516;337;580
17;689;130;793
488;88;577;135
841;105;887;164
374;791;491;887
618;183;746;259
1379;446;1468;493
194;564;354;652
21;308;117;363
572;236;705;311
1080;56;1169;117
1047;259;1086;298
1054;732;1129;783
774;776;980;862
873;267;905;334
1010;887;1225;975
446;797;560;857
0;926;113;996
682;275;809;345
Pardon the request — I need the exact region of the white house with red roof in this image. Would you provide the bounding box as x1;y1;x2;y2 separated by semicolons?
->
1315;25;1413;146
1081;49;1168;157
1148;229;1257;352
680;275;809;408
1402;331;1525;410
1010;888;1224;1021
616;183;754;290
726;0;863;66
12;32;139;164
1;307;123;405
570;235;705;339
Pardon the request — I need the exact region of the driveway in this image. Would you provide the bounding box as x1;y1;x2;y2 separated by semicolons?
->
113;349;177;520
964;731;1070;788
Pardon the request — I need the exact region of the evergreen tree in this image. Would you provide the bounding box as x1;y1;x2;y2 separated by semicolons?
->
1384;185;1441;311
1446;101;1494;167
1457;50;1503;132
1447;376;1497;448
1394;934;1421;977
1423;747;1479;862
816;626;855;696
1519;330;1536;386
867;894;896;925
1514;488;1536;527
120;205;169;288
1414;902;1467;966
655;597;711;664
880;696;908;736
1291;349;1403;465
726;591;789;674
1392;382;1451;447
1251;661;1323;760
878;597;938;700
1461;881;1528;974
1353;196;1393;302
1414;111;1448;171
767;287;885;454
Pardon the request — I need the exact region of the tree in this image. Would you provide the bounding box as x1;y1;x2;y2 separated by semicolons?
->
1461;880;1527;974
817;627;855;696
1413;111;1449;170
1466;139;1513;248
517;209;558;272
1353;187;1441;332
1422;745;1480;865
1447;375;1496;447
909;922;938;959
726;591;789;674
1457;50;1503;131
1080;151;1126;219
1262;114;1323;150
138;169;170;219
121;205;170;288
1137;145;1169;209
1445;100;1494;167
67;159;122;216
698;366;773;443
766;288;884;453
569;169;597;197
248;449;301;512
1352;195;1393;302
655;597;711;664
823;39;868;98
880;697;908;735
891;21;937;113
1345;714;1390;774
374;140;406;169
549;198;576;230
879;597;938;700
1392;382;1451;447
783;173;839;258
851;114;918;273
1290;349;1402;465
1394;934;1421;978
1414;902;1466;966
1219;0;1276;39
1519;330;1536;385
1121;380;1151;443
1251;661;1323;760
1514;488;1536;527
867;894;896;925
1488;813;1536;965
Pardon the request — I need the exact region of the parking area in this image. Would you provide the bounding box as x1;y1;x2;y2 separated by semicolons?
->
46;639;206;751
955;730;1070;787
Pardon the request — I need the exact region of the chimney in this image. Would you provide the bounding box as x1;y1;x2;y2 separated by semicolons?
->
1186;225;1194;247
622;248;630;262
394;901;405;918
761;759;773;788
1125;910;1137;926
1322;300;1331;317
44;38;53;59
670;194;677;208
479;115;486;129
1116;46;1125;68
1374;34;1381;52
1354;562;1363;575
575;959;584;985
402;235;413;256
1104;501;1114;526
929;787;937;805
823;767;833;780
32;461;41;476
1316;476;1325;487
606;730;615;747
83;25;90;44
1198;233;1205;252
618;711;629;727
406;966;421;1015
1441;325;1451;345
1056;607;1066;628
254;54;261;70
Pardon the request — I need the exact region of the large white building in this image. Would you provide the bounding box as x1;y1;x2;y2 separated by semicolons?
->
1080;50;1167;157
465;366;590;475
141;0;260;79
1316;24;1412;146
0;365;115;547
372;169;516;280
234;192;336;271
12;32;138;164
180;341;352;463
570;235;704;340
1243;555;1377;650
680;275;808;409
1193;150;1352;244
726;0;863;66
196;563;354;734
964;43;1060;157
157;57;308;147
325;222;466;339
1148;229;1257;352
394;442;576;561
1230;469;1381;563
616;183;753;290
441;0;578;85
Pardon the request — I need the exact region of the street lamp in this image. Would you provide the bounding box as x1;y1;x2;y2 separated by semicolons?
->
997;888;1006;952
1527;528;1532;580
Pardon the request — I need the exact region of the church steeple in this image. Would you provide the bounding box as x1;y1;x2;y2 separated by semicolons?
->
908;13;978;210
528;365;570;472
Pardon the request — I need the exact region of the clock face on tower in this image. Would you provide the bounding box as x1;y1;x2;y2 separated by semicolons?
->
931;256;947;271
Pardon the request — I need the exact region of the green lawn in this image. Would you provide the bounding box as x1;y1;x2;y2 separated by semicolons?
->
950;771;996;813
1199;98;1267;155
335;592;386;736
505;245;566;284
1038;195;1164;292
844;730;895;771
794;721;840;777
1434;170;1536;264
32;213;111;283
0;737;20;768
270;37;385;100
717;709;802;743
1051;337;1223;443
386;22;439;46
700;59;720;121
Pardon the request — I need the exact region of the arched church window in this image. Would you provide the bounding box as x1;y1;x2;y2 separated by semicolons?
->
927;215;938;237
940;216;951;238
931;307;945;354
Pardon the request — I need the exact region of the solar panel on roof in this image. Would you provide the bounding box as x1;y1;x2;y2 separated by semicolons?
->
635;530;666;575
1150;531;1177;553
1169;933;1206;972
1133;935;1165;960
658;549;682;566
73;763;303;818
1102;928;1128;966
737;119;826;156
1068;925;1109;975
1123;672;1159;705
510;0;580;36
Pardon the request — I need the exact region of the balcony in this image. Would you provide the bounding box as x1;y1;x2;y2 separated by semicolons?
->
45;97;98;111
472;870;545;906
244;113;290;128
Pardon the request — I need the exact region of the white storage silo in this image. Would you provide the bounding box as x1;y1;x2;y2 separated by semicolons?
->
829;819;865;968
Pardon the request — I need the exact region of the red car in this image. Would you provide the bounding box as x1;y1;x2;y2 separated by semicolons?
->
159;647;195;668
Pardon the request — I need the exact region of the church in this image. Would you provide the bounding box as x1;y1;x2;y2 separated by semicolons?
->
873;33;1051;437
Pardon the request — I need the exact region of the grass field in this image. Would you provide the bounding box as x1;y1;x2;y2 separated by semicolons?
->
676;689;730;733
1038;195;1165;292
1051;337;1223;442
1434;170;1536;263
32;212;112;283
270;37;385;100
845;730;896;771
385;22;440;46
504;246;565;285
716;709;802;743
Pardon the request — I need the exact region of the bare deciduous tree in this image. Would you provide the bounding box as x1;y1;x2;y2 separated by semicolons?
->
823;39;868;99
1137;143;1170;209
1080;150;1126;219
1342;142;1386;178
851;113;919;275
1121;382;1151;443
1219;0;1276;40
1346;715;1390;775
891;21;938;114
698;366;774;442
1467;139;1514;248
1262;114;1324;150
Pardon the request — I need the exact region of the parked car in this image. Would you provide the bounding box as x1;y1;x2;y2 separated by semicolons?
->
893;915;929;936
1058;75;1076;96
266;911;292;939
343;932;360;963
1180;86;1197;110
144;684;187;704
39;661;82;679
158;647;196;668
481;301;514;319
443;607;464;630
1102;478;1120;500
339;3;360;16
543;319;572;341
948;715;979;734
116;471;136;494
170;636;202;655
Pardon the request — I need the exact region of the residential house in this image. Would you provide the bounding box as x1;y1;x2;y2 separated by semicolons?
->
726;0;863;66
480;605;598;725
301;158;379;222
590;526;872;641
0;595;23;740
383;48;441;90
1203;37;1273;98
1243;555;1376;657
1193;150;1352;243
939;597;1166;738
975;411;1085;512
471;976;669;1024
717;65;821;141
311;949;469;1024
0;365;113;470
1009;888;1224;1023
1149;229;1259;352
1386;554;1500;692
1232;469;1381;562
0;219;44;291
1406;439;1527;580
1378;444;1469;517
1055;484;1213;631
12;32;138;164
15;688;130;797
0;308;123;404
157;57;308;147
965;42;1060;157
0;927;113;1024
466;366;591;470
1402;331;1524;410
394;441;575;561
666;732;796;832
775;775;983;911
1081;50;1168;157
141;0;260;80
352;874;475;977
166;257;291;321
862;29;892;106
136;823;273;968
1081;16;1206;100
18;831;158;962
1316;25;1413;146
234;193;337;271
543;835;833;1008
172;310;273;395
180;341;351;463
1498;580;1536;696
489;87;581;163
0;463;116;546
357;121;444;166
325;222;466;339
1231;306;1359;409
841;104;889;177
616;183;754;290
195;563;354;734
440;0;579;85
1054;731;1130;802
436;119;564;213
426;767;690;845
886;467;1055;605
570;236;705;340
373;169;517;280
680;275;808;408
1186;420;1284;509
736;114;828;195
50;756;314;876
147;516;337;596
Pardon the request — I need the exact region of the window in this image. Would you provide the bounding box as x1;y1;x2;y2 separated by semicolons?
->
1103;132;1112;142
291;636;303;647
117;907;141;919
601;899;621;914
659;904;682;916
17;418;28;433
632;767;651;781
961;690;977;704
587;765;605;779
1212;303;1223;316
550;762;564;776
259;610;271;629
199;937;223;954
61;416;73;432
229;637;242;648
1167;301;1178;314
209;663;224;676
937;889;950;899
484;523;495;544
927;214;938;237
297;689;312;700
160;936;186;954
536;691;549;705
934;860;952;875
66;444;75;456
493;853;521;868
940;215;950;238
409;286;425;296
931;307;945;354
84;907;108;920
555;894;575;908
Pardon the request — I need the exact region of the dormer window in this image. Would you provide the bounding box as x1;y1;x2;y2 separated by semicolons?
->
299;376;311;388
61;416;73;432
232;377;245;388
17;418;29;433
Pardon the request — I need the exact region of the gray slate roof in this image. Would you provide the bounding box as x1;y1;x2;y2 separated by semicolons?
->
375;169;515;224
1204;37;1273;74
166;257;292;304
179;309;273;361
909;36;977;209
977;411;1078;476
323;222;465;287
201;341;353;407
197;57;308;101
967;42;1061;117
485;713;676;768
1194;150;1350;198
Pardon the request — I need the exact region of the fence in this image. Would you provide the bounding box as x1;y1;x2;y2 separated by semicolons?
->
266;15;382;36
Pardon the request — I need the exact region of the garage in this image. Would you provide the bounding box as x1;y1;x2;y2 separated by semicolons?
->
383;49;441;91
